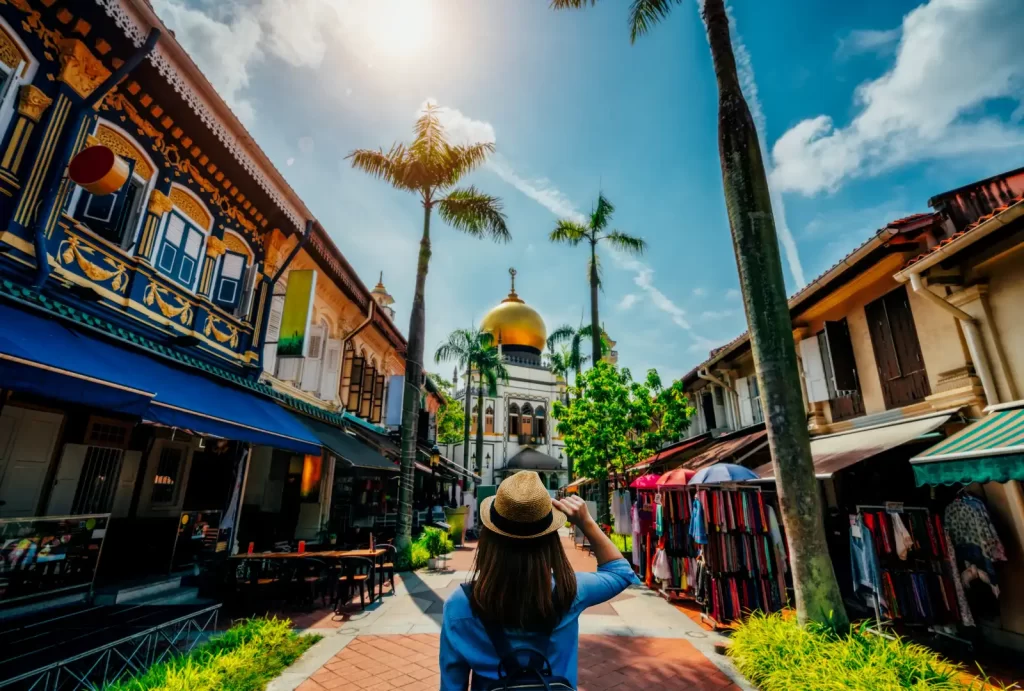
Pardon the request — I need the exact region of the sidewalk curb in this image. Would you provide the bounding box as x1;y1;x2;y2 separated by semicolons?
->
267;632;355;691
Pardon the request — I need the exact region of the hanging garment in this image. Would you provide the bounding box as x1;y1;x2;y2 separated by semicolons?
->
945;494;1006;594
690;496;708;545
941;522;973;627
891;513;915;561
767;506;787;573
631;504;642;567
656;501;664;537
652;548;672;581
849;513;886;611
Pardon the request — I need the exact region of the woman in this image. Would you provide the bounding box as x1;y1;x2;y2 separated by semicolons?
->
440;471;638;689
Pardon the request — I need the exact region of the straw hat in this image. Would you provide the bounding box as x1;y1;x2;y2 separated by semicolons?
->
480;471;566;539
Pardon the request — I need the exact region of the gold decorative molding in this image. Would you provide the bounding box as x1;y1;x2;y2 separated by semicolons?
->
204;313;239;348
102;90;264;243
147;189;173;216
205;235;226;258
58;235;128;292
0;25;25;71
57;39;111;99
144;281;194;326
169;187;212;230
94;124;153;180
17;85;52;123
222;232;251;258
86;133;99;147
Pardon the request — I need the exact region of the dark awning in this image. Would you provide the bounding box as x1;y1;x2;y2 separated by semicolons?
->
754;410;956;481
296;416;398;472
911;403;1024;486
0;301;320;455
506;448;562;471
631;433;713;473
685;426;768;471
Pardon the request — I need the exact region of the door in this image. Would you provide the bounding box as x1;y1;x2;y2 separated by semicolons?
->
0;407;64;517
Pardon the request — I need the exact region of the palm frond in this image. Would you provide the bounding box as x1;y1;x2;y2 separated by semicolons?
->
346;145;416;191
605;230;648;256
628;0;683;43
411;103;447;169
547;324;578;351
434;328;474;365
591;192;615;231
440;141;496;189
549;0;597;8
549;219;588;245
437;187;510;242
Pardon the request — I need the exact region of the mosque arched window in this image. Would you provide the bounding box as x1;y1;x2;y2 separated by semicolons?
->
507;403;520;437
485;404;495;434
534;406;547;441
521;403;533;438
472;404;481;434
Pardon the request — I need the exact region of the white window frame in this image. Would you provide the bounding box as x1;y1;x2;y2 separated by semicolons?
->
151;187;213;293
0;18;36;141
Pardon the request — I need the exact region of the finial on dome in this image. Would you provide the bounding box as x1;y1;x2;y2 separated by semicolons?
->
503;267;523;304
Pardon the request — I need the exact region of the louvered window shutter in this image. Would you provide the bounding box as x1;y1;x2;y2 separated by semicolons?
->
299;325;325;392
319;339;342;401
262;295;284;375
371;374;385;423
346;356;364;412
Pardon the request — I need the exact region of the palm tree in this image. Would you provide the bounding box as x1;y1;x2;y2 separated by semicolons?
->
549;194;646;367
434;328;481;478
349;105;510;549
550;0;847;628
548;322;612;390
471;337;509;478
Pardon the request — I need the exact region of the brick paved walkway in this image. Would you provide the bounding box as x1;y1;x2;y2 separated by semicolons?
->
295;633;739;691
268;531;751;691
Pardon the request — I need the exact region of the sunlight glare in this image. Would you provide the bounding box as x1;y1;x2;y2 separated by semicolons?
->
361;0;434;60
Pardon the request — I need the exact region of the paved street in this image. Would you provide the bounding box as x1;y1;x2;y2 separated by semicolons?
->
268;532;752;691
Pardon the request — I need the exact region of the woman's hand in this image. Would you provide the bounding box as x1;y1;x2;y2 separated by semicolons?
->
552;495;593;527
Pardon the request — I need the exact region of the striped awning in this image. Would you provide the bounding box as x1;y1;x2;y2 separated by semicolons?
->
911;402;1024;486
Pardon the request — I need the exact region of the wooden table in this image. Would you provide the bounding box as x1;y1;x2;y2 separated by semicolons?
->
229;548;389;604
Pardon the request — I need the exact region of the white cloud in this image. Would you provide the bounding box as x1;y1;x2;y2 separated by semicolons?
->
488;156;587;224
346;88;353;96
772;0;1024;196
725;288;741;301
298;136;315;154
691;287;707;297
835;28;901;59
618;294;639;311
688;334;725;355
286;157;295;166
699;309;736;322
421;99;497;147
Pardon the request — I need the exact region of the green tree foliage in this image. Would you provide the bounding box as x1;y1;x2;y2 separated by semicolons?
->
435;399;465;445
553;362;693;523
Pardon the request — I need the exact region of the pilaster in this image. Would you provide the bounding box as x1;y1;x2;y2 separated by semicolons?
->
137;186;172;264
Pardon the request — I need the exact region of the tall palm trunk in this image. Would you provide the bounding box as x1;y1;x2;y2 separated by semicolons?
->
462;365;472;475
588;239;610;525
397;203;432;550
475;379;485;479
704;0;846;627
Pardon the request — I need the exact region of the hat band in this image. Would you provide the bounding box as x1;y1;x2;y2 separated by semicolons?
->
491;504;554;537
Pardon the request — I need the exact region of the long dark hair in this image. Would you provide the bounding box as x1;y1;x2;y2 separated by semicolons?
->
469;527;577;632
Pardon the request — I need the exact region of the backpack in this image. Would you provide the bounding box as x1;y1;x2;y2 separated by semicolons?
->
460;584;575;691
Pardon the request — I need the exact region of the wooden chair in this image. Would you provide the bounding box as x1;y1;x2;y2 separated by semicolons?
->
334;556;373;612
292;558;331;609
377;543;397;597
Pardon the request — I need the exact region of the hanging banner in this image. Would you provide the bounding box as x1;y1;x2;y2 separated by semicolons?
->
278;269;317;357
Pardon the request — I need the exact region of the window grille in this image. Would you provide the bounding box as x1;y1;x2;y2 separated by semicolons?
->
71;446;125;514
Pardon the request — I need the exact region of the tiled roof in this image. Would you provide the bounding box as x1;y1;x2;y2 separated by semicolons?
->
903;194;1024;270
0;279;383;432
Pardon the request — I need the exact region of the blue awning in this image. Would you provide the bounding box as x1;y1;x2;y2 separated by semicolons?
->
0;301;320;455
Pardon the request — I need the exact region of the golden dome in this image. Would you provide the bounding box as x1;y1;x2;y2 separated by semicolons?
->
481;269;546;352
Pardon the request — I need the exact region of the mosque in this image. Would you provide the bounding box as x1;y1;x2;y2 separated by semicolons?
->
440;269;571;492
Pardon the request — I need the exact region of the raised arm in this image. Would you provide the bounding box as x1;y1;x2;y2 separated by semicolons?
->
552;495;620;565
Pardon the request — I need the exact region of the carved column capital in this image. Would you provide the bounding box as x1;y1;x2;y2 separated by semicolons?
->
57;39;111;99
205;235;226;258
147;189;173;216
17;85;53;123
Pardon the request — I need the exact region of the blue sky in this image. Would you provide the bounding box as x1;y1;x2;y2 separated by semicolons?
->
154;0;1024;383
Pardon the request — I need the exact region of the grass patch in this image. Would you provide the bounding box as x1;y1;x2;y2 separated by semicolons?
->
106;617;320;691
729;613;1010;690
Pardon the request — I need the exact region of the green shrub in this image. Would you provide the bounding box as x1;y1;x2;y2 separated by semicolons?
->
609;533;632;553
421;527;454;558
729;613;1005;690
106;617;319;691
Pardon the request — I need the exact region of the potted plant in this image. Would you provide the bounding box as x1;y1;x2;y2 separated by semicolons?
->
423;528;451;569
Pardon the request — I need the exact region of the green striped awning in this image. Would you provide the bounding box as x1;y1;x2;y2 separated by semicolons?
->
911;405;1024;486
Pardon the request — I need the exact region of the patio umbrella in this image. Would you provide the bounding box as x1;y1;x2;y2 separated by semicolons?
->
690;463;758;485
629;473;662;490
656;468;695;488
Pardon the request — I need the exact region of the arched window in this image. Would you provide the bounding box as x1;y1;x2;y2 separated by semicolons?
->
548;474;558;490
212;231;255;314
534;406;547;441
68;121;156;251
521;403;533;438
485;404;495;434
472;404;480;434
359;355;377;418
0;20;38;154
154;185;212;291
345;343;364;413
507;403;520;437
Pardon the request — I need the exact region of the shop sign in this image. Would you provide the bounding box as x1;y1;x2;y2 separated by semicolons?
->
279;269;317;357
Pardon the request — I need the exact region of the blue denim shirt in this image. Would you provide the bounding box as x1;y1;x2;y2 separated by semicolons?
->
849;514;885;610
439;558;639;690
